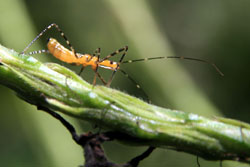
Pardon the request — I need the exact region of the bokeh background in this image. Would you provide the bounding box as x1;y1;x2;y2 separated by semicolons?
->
0;0;250;167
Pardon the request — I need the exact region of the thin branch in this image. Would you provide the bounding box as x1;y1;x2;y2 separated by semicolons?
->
0;44;250;164
38;105;155;167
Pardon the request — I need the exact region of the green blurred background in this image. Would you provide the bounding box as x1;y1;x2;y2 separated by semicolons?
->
0;0;250;167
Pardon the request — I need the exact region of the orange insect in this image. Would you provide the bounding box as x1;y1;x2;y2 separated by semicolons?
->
21;23;224;99
21;23;129;86
46;37;128;86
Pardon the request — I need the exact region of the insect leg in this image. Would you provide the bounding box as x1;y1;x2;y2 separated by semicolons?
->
78;66;85;75
26;50;50;55
78;48;100;76
21;23;77;58
104;46;128;87
102;46;150;102
92;70;107;85
93;51;107;85
119;69;150;103
101;46;128;61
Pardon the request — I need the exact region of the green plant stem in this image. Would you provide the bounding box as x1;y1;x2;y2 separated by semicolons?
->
0;44;250;163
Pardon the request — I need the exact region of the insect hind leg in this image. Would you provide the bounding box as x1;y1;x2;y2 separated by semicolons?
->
93;70;107;86
100;46;152;102
119;69;151;103
21;23;77;58
26;49;50;55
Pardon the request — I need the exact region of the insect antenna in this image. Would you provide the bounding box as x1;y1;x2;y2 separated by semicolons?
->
122;56;224;76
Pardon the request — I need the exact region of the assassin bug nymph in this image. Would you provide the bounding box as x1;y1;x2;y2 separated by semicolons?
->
21;23;224;100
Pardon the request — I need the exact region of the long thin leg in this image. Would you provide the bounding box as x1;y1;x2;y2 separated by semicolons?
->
93;49;108;85
26;49;50;55
93;70;107;85
92;48;101;58
101;46;151;102
78;66;85;75
87;47;100;63
101;46;128;61
93;68;98;86
21;23;77;58
119;69;150;103
105;46;128;87
93;48;100;85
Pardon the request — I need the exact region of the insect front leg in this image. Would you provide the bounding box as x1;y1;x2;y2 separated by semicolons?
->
102;46;128;87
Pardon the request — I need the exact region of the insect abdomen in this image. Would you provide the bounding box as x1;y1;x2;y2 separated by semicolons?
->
47;38;78;64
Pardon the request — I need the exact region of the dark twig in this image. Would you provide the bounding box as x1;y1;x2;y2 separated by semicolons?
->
196;156;200;167
125;147;156;167
37;106;155;167
37;106;79;142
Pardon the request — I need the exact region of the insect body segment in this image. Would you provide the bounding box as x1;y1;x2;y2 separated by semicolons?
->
48;38;120;71
46;36;126;87
47;38;78;64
